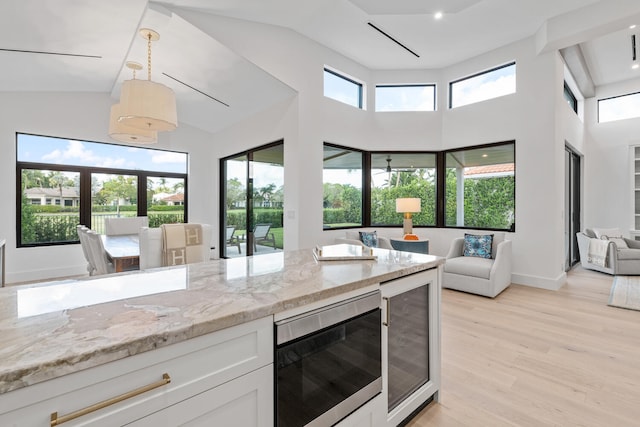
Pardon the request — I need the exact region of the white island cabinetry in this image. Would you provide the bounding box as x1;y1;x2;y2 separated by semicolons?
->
0;316;273;427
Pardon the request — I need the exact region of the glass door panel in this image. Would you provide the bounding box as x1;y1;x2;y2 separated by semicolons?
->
250;144;284;255
222;154;248;258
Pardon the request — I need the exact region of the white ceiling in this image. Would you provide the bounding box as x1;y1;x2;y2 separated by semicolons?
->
0;0;639;135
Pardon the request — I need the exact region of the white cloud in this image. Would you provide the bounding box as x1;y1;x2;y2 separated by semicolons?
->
452;69;516;108
41;140;128;168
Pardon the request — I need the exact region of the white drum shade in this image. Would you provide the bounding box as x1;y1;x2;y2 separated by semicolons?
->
109;103;157;144
118;79;178;132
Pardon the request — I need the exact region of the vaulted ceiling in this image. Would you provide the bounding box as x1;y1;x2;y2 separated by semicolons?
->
1;0;639;135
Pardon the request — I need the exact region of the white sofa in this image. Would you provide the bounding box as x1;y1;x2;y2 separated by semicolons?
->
576;229;640;275
335;230;393;249
443;232;512;298
139;224;212;269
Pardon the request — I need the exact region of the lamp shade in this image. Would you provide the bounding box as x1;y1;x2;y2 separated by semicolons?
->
108;103;157;144
118;79;178;132
396;198;421;213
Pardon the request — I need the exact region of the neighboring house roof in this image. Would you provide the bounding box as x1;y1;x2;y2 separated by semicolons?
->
162;193;184;203
24;187;79;197
465;163;514;177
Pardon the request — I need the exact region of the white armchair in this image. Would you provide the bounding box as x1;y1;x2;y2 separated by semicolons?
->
443;232;512;298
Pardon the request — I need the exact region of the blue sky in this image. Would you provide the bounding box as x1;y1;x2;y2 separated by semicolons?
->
17;134;187;174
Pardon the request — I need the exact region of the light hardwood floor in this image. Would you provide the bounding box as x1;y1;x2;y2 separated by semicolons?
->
408;267;640;427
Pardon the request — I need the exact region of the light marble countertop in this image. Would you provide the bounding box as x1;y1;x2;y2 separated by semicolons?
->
0;245;443;394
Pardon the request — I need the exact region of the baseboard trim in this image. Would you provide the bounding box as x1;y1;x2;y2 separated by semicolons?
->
511;272;567;291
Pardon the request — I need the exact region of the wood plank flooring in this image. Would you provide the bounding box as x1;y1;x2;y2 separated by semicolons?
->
407;267;640;427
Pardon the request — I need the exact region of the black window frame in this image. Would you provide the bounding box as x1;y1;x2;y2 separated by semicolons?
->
16;133;188;248
597;91;640;123
323;68;364;109
374;84;437;112
448;61;516;109
322;140;516;233
563;81;578;113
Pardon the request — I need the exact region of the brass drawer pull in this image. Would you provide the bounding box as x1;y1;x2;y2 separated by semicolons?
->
50;373;171;426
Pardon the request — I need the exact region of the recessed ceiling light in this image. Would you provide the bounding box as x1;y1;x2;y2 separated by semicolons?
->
482;154;488;158
633;63;639;70
434;11;443;20
631;24;637;29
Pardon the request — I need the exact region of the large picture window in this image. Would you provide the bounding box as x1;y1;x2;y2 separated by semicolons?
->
17;133;188;247
323;142;514;232
449;62;516;109
444;142;515;230
370;153;436;226
323;144;363;229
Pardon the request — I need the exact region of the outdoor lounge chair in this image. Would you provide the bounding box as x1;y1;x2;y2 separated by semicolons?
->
253;223;277;250
226;226;241;253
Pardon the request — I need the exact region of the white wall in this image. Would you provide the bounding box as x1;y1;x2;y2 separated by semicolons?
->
585;79;640;234
0;92;215;283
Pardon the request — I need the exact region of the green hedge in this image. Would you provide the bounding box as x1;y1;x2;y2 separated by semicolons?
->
22;214;79;244
226;209;283;229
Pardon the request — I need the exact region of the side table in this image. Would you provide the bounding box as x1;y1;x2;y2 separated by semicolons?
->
390;238;429;254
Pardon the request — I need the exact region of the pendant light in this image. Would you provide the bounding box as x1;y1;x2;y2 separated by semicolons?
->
109;62;158;144
117;28;177;132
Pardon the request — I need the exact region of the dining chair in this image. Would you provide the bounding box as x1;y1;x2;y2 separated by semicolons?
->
139;224;212;269
105;216;149;236
76;225;95;275
84;230;115;275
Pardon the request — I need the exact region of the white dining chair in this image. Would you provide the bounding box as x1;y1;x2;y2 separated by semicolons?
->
77;225;95;275
85;230;115;275
105;216;149;236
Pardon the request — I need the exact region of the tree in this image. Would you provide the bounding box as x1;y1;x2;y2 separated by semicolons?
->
99;176;137;215
225;178;245;209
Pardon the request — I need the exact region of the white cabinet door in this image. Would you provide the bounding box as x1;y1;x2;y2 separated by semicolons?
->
126;365;273;427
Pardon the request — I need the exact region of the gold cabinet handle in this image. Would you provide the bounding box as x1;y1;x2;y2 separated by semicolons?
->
50;373;171;426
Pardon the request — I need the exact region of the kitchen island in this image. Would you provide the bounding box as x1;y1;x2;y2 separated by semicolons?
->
0;245;444;426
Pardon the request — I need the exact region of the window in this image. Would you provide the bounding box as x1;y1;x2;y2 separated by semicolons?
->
444;142;515;231
564;82;578;113
598;92;640;123
17;133;188;246
370;153;436;226
449;62;516;109
375;85;436;112
323;144;363;228
324;68;363;109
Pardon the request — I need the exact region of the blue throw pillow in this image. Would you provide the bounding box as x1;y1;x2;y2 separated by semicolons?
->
463;234;493;258
359;231;378;248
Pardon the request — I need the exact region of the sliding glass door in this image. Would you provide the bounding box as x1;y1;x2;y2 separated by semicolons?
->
221;141;284;258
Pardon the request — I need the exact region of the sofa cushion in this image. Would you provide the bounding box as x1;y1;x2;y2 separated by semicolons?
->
593;227;622;239
584;229;596;238
463;234;493;259
445;256;493;279
605;236;628;249
359;231;378;248
624;238;640;249
616;248;640;260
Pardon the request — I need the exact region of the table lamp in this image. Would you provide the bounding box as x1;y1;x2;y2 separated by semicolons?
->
396;198;421;239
